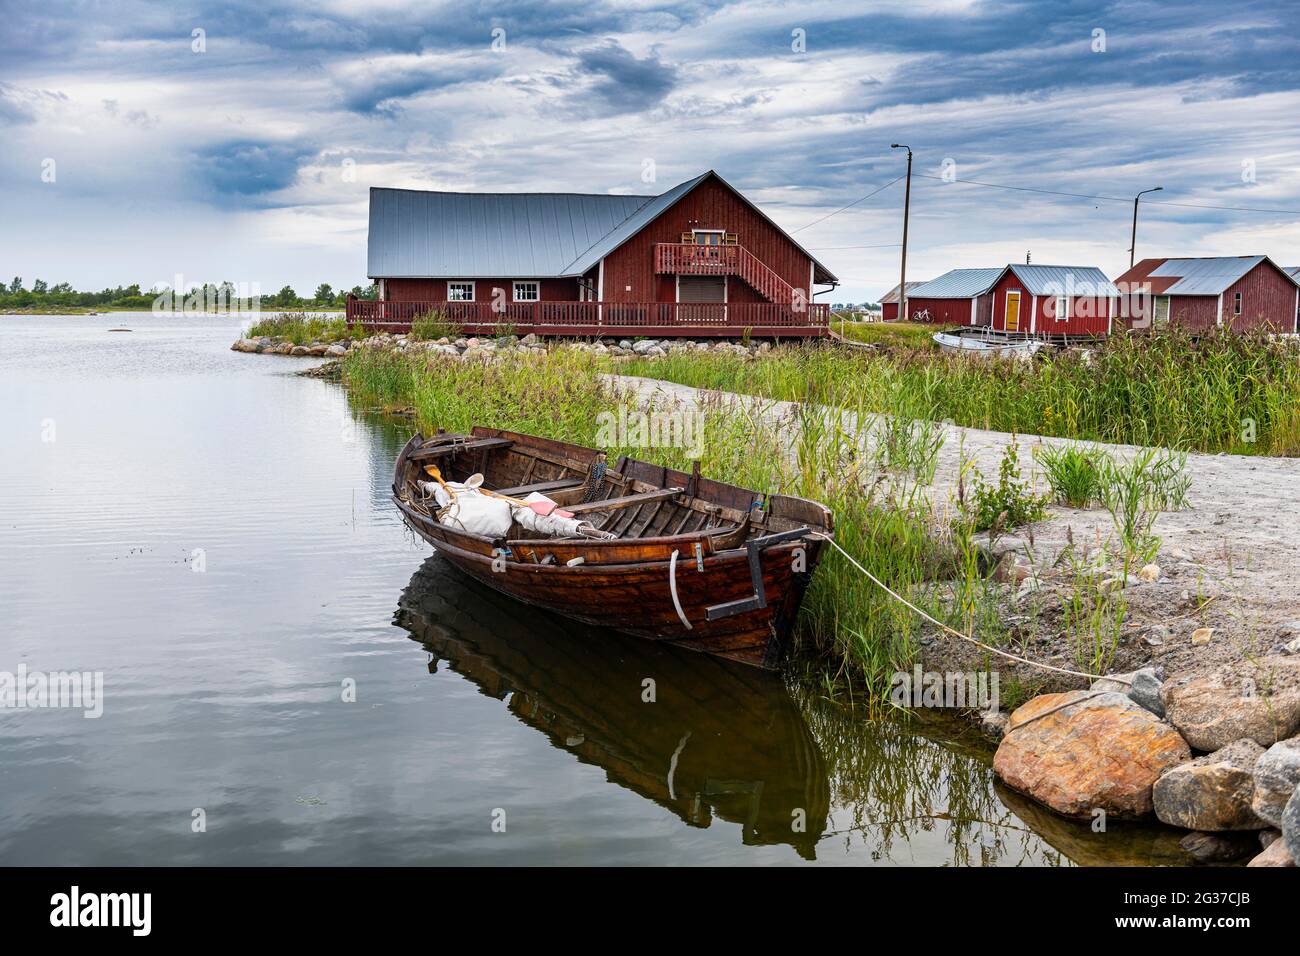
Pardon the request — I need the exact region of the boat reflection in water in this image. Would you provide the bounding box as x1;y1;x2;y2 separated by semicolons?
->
394;555;830;859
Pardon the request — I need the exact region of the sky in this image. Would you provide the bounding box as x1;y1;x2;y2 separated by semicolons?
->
2;0;1300;303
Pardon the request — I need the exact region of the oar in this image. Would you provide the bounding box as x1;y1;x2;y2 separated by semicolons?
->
464;473;571;518
422;464;457;500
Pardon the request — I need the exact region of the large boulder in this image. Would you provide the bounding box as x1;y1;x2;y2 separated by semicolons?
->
1162;656;1300;751
1152;738;1267;830
1250;737;1300;827
1285;785;1300;866
1247;838;1295;867
993;691;1192;820
1179;831;1260;863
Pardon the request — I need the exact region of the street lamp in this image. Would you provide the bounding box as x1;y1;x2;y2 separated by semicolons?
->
1129;187;1163;268
891;144;913;321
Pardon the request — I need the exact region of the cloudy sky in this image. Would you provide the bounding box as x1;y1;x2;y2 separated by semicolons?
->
3;0;1299;302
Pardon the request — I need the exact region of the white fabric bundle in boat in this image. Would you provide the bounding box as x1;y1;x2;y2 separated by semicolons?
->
424;482;514;538
511;506;588;538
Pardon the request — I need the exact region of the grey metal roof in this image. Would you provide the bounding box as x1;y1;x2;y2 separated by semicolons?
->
367;170;839;284
1151;256;1266;295
910;268;1003;299
560;173;710;277
1005;264;1120;297
879;280;928;303
366;188;654;278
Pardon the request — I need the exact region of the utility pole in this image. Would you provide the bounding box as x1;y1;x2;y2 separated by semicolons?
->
1129;186;1163;268
891;144;913;321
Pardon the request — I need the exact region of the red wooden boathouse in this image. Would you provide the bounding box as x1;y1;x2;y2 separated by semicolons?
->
1113;256;1300;333
348;171;838;338
902;268;1002;325
987;264;1119;337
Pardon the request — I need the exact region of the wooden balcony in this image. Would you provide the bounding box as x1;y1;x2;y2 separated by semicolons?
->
345;298;829;338
655;243;797;305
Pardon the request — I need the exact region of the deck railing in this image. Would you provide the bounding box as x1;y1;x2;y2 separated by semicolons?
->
345;298;829;337
654;243;797;304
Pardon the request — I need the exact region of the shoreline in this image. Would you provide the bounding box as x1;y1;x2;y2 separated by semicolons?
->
248;331;1300;865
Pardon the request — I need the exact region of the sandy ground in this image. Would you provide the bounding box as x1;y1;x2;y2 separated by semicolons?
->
608;372;1300;691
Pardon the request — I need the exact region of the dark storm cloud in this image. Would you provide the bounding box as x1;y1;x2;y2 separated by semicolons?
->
571;41;676;113
193;140;314;198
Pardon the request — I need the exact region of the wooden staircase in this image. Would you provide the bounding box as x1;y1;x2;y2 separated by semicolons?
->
655;243;798;304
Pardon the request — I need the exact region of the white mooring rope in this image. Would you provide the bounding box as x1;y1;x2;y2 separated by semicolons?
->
808;533;1125;684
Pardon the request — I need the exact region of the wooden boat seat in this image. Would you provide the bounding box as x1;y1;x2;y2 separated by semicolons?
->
564;488;682;515
493;477;584;497
409;437;513;462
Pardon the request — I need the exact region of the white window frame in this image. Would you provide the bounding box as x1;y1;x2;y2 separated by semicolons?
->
447;281;475;302
1233;291;1242;316
512;280;540;302
691;229;725;245
1054;294;1069;322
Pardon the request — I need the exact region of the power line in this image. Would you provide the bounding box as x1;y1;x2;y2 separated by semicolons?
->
916;173;1300;216
791;176;903;234
807;242;902;251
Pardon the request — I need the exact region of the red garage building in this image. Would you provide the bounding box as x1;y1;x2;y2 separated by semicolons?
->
902;268;1002;326
349;170;837;338
879;281;928;321
987;264;1119;337
1113;256;1300;332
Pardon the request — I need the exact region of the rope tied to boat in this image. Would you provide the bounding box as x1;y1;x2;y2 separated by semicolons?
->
806;533;1128;684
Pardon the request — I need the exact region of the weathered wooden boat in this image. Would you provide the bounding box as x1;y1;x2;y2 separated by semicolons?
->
933;327;1042;357
394;555;830;858
391;427;833;669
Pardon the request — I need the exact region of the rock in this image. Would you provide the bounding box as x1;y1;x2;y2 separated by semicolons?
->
1282;636;1300;656
618;339;633;350
1129;668;1165;717
631;339;659;355
1092;672;1135;694
1100;573;1140;593
645;345;666;357
1179;830;1260;863
1137;563;1162;583
1285;788;1300;863
519;333;539;346
231;338;259;352
1247;838;1295;867
325;343;347;357
993;690;1191;819
980;710;1009;740
1251;738;1300;827
1153;738;1267;830
1144;625;1168;647
1260;827;1281;848
1190;627;1213;646
1163;656;1300;751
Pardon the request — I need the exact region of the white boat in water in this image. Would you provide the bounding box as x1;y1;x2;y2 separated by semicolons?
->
932;329;1043;358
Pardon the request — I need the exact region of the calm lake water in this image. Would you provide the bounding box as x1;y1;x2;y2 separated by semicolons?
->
0;314;1185;865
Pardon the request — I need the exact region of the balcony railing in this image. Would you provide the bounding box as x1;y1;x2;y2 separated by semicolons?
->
654;243;797;305
345;298;829;337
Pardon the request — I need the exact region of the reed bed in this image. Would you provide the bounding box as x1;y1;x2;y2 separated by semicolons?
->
621;330;1300;456
245;311;349;344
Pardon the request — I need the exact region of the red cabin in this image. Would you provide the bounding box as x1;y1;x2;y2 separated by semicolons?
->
986;264;1118;337
902;268;1002;325
878;281;927;322
349;170;837;338
1113;256;1300;333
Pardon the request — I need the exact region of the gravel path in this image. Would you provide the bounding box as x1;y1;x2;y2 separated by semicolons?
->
608;372;1300;687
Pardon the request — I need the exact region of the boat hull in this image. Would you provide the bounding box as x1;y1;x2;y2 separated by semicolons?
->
396;498;823;668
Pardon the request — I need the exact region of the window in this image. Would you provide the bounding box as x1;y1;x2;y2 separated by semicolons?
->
513;280;540;302
1234;291;1242;316
447;281;474;302
1054;295;1069;322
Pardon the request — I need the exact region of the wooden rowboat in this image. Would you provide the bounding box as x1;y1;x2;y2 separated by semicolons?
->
392;427;834;669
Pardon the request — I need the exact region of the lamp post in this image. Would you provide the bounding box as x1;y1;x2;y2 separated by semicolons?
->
891;144;913;322
1129;186;1163;268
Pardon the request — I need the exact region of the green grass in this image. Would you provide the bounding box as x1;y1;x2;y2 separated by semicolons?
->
834;320;938;349
245;311;349;345
620;329;1300;456
409;309;463;342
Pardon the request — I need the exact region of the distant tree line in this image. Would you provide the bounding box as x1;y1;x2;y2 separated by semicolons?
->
0;277;378;311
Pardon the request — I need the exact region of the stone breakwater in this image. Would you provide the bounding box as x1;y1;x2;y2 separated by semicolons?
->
992;658;1300;866
231;330;774;360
